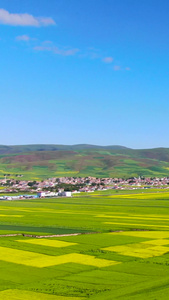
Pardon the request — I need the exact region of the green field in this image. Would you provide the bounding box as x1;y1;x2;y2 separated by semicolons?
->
1;191;169;299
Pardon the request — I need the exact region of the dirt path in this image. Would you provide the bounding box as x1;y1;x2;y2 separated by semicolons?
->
0;229;150;239
0;231;99;238
0;234;23;237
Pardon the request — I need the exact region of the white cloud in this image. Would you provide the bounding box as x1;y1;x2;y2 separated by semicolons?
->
103;57;113;63
0;8;55;26
16;35;37;42
43;40;53;44
113;65;121;71
16;35;31;41
125;67;131;71
34;46;79;56
34;46;52;51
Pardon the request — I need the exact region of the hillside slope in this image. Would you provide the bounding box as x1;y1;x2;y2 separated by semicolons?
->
0;145;169;179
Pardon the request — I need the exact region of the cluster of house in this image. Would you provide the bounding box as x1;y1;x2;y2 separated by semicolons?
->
37;191;72;198
0;191;72;201
1;176;169;196
0;194;36;201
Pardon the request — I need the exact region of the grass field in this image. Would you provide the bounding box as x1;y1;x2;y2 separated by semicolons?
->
1;191;169;299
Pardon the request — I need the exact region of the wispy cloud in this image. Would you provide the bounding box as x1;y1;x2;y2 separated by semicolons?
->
0;8;55;26
16;35;32;41
113;65;131;71
113;65;121;71
43;40;53;45
102;57;113;63
34;46;79;56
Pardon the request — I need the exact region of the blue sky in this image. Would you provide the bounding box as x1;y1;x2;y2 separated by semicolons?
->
0;0;169;148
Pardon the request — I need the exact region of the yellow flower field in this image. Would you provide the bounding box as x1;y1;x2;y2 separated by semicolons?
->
17;238;77;248
102;231;169;258
0;289;83;300
105;221;169;228
103;243;169;258
0;214;23;218
0;246;119;268
110;230;169;239
97;213;169;221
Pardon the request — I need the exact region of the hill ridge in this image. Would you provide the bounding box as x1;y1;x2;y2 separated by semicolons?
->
0;144;169;179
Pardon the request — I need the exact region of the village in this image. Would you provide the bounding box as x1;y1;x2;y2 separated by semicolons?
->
0;176;169;200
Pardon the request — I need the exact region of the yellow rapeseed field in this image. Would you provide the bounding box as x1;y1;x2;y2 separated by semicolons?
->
0;214;23;218
0;246;119;268
17;238;77;248
102;231;169;258
102;243;169;258
62;253;121;267
108;192;169;199
110;230;169;239
142;239;169;245
105;221;169;228
0;289;83;300
96;214;169;221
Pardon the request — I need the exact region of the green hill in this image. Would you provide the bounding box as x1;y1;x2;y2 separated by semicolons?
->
0;144;169;180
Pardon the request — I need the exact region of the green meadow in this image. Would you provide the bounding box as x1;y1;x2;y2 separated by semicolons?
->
0;191;169;299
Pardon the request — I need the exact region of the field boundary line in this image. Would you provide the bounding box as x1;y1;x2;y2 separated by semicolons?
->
0;229;150;238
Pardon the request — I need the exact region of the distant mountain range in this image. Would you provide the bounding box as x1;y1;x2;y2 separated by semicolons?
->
0;144;169;180
0;144;129;154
